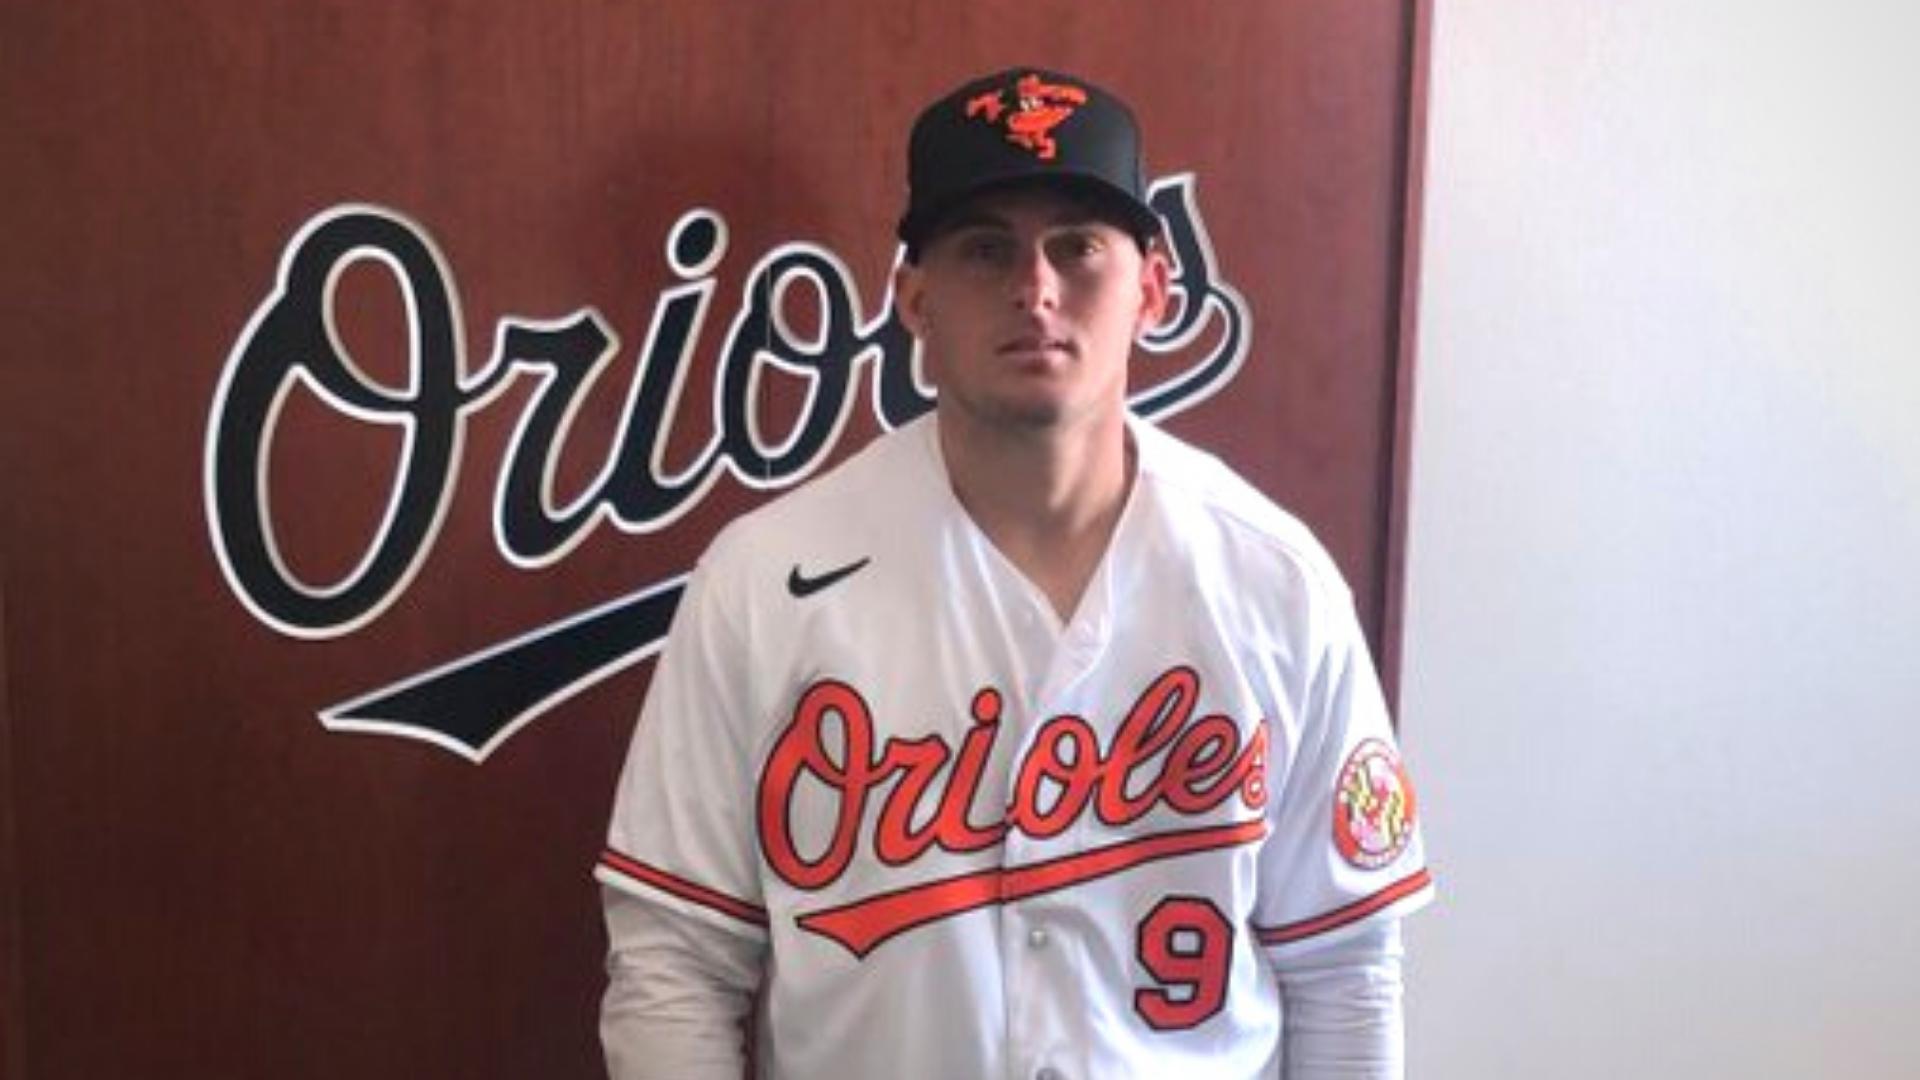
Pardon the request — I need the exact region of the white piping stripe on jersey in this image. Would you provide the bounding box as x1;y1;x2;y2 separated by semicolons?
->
599;847;769;927
1253;867;1433;947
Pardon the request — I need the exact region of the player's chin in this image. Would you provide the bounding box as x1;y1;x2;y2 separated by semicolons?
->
993;392;1120;433
953;393;1069;431
942;378;1107;432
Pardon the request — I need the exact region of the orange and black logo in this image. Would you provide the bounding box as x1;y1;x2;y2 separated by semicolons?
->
964;72;1088;160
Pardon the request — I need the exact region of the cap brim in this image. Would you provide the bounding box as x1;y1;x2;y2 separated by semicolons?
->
897;171;1162;250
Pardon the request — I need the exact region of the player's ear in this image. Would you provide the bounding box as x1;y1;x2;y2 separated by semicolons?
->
894;260;930;338
1135;246;1172;335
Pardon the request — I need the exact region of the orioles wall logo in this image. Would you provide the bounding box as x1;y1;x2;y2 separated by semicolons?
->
207;176;1249;764
965;72;1088;160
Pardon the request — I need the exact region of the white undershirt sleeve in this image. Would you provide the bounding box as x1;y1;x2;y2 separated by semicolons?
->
600;886;766;1080
1269;918;1407;1079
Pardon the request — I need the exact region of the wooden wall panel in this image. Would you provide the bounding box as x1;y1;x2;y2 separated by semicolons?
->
0;1;1427;1074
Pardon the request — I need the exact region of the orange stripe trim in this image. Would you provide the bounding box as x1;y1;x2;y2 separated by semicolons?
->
1255;868;1433;946
798;819;1268;957
599;848;769;927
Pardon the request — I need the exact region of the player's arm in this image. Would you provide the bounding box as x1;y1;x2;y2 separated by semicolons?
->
601;887;764;1080
1269;919;1406;1078
597;547;770;1078
1255;557;1431;1078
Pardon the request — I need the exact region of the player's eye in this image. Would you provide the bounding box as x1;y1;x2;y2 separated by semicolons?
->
956;233;1015;265
1047;230;1107;265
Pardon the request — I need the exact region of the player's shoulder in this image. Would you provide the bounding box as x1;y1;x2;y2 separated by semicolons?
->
1130;416;1350;597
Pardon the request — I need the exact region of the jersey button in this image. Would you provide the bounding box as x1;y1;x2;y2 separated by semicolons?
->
1027;928;1049;949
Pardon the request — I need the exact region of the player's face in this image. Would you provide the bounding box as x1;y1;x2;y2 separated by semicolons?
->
895;188;1169;434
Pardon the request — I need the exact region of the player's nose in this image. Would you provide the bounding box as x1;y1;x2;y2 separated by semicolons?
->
1008;242;1060;313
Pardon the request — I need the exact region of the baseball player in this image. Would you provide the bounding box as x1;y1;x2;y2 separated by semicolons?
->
597;67;1432;1079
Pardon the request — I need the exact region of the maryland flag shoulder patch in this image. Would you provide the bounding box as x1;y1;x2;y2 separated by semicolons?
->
1332;739;1417;870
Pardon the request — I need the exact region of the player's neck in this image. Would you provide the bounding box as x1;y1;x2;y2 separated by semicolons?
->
937;407;1134;622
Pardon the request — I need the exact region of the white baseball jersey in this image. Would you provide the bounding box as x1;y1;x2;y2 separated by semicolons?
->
598;412;1432;1079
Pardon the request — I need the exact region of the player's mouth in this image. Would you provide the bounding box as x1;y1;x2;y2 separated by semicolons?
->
996;334;1076;366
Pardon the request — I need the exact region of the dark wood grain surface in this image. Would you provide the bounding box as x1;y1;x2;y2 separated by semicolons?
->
0;1;1426;1074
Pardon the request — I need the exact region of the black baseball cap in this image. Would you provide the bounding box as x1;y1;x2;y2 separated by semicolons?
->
897;67;1161;256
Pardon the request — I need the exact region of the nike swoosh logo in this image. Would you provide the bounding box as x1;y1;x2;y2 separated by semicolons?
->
787;557;871;598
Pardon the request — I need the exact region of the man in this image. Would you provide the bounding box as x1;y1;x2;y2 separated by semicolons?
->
597;67;1432;1079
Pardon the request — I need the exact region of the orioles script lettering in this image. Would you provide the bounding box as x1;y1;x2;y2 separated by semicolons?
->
758;668;1270;957
204;178;1250;761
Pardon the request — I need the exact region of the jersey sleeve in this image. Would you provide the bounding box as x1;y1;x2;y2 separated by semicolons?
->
1251;570;1433;958
596;549;770;940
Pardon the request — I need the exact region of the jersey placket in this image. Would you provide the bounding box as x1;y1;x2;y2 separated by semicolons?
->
996;548;1119;1080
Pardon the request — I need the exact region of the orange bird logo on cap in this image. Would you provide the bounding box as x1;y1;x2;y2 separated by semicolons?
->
964;73;1088;160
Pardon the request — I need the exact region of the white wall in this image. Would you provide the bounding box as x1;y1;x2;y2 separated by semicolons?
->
1402;3;1920;1076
